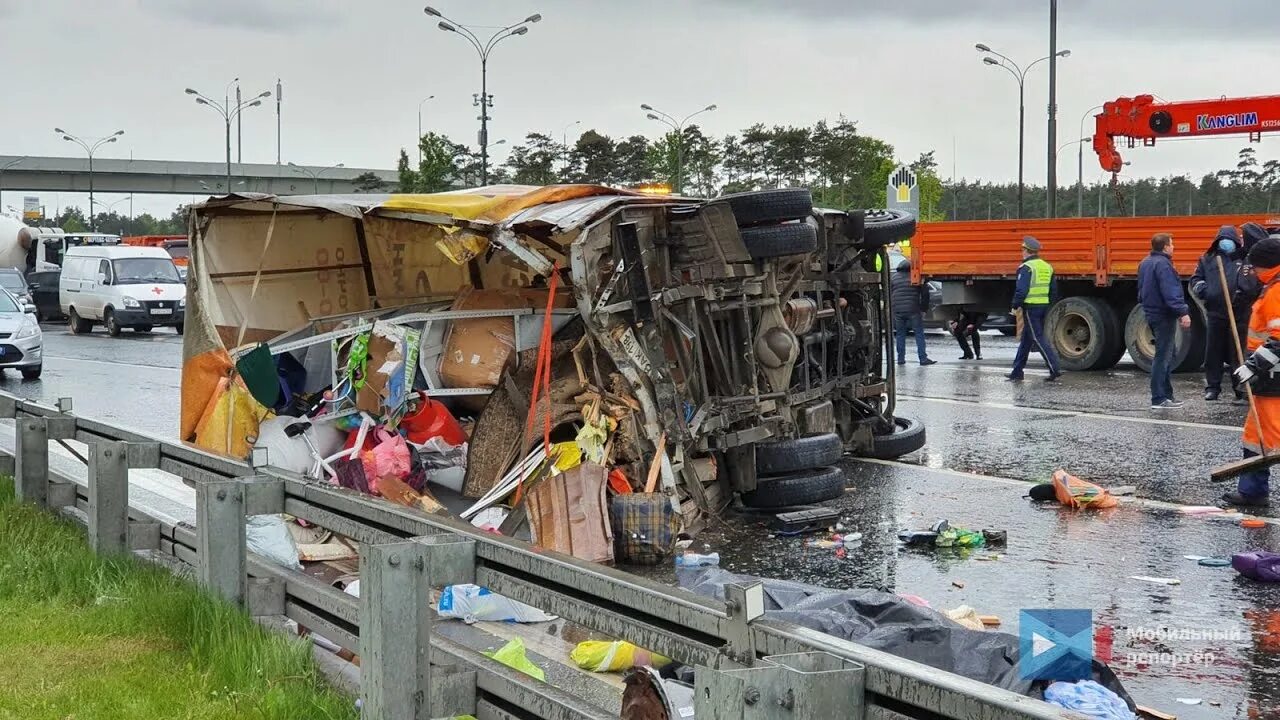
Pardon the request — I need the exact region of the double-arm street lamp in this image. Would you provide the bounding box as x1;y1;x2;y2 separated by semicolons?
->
641;103;717;194
288;162;346;194
425;6;541;186
975;43;1070;218
54;129;124;230
184;85;272;187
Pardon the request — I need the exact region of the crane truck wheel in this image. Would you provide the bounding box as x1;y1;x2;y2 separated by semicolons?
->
1047;297;1122;371
860;209;917;249
865;415;926;460
718;188;814;227
1123;304;1203;373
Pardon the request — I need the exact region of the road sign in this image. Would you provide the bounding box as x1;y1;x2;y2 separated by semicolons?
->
22;196;40;221
887;165;919;218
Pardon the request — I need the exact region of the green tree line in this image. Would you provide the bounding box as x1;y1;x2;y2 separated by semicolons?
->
398;122;1280;221
27;206;188;236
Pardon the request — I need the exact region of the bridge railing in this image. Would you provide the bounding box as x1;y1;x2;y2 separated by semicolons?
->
0;391;1069;720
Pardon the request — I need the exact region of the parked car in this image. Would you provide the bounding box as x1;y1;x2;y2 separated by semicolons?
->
25;269;62;322
0;289;43;379
0;267;33;311
60;245;186;336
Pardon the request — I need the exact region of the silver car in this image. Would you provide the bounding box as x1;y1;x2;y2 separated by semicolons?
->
0;289;43;379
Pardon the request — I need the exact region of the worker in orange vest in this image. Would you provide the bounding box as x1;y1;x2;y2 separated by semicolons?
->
1227;237;1280;506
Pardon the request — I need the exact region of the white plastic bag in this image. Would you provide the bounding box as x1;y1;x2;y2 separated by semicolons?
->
246;515;303;571
437;584;556;624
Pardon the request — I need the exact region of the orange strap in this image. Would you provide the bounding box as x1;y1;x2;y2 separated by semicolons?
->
516;262;561;504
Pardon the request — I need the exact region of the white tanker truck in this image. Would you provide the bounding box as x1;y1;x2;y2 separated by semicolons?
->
0;214;119;273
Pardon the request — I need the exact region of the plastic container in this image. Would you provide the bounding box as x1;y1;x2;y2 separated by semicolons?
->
400;391;467;445
674;552;720;568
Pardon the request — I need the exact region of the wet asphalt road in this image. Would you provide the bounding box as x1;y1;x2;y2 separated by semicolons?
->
16;323;1280;717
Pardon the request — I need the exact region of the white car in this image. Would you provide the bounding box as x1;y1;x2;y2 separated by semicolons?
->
0;289;42;379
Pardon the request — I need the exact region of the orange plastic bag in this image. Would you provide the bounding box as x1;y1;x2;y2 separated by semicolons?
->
1051;469;1118;509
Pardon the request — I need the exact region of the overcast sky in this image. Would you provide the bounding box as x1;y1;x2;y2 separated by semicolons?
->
3;0;1279;218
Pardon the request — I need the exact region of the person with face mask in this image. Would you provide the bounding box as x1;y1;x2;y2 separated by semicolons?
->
1191;225;1259;401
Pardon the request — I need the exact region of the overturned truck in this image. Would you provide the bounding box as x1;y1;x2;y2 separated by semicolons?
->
180;185;921;530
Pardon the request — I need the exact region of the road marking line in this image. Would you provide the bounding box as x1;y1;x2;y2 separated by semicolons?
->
852;457;1279;526
45;355;182;373
898;394;1241;432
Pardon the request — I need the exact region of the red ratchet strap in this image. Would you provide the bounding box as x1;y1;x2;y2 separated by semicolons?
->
516;261;561;504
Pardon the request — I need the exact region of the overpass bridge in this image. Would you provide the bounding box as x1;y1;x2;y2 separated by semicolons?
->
0;155;399;196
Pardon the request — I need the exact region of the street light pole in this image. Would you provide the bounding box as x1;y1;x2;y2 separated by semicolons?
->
976;43;1070;219
1077;104;1103;216
236;83;243;164
427;7;542;187
641;103;717;194
417;95;435;166
1047;0;1059;217
289;162;345;194
561;119;581;177
54;129;123;231
186;85;272;189
276;79;283;165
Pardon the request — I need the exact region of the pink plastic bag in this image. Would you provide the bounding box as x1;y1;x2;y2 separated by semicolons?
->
361;429;411;494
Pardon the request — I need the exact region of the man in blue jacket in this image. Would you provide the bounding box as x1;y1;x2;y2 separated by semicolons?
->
1007;236;1061;382
1137;232;1192;410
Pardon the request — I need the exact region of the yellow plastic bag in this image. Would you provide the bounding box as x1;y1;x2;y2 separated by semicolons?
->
551;441;583;473
570;640;671;673
194;380;272;459
575;414;609;465
484;638;544;681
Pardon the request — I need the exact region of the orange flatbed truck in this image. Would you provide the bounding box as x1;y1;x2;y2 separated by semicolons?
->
910;214;1280;373
122;235;188;267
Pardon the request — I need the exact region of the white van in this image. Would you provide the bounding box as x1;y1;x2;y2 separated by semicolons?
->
60;245;186;336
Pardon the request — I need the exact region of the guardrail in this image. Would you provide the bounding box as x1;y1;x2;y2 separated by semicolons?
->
0;391;1071;720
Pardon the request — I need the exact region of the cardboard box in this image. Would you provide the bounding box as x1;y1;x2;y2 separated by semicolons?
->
438;287;571;390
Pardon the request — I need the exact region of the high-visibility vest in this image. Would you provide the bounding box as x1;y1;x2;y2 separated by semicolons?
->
1022;257;1053;305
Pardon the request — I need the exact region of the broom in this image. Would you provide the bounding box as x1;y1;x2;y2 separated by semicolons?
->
1210;254;1277;481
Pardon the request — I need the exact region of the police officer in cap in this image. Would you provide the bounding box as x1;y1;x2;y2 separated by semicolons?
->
1007;236;1063;382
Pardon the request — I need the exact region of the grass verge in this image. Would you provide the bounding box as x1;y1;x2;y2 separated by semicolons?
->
0;477;358;720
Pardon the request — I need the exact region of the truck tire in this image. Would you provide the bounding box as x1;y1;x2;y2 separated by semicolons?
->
866;415;926;459
755;433;842;476
739;222;817;260
719;188;813;227
1047;297;1121;371
741;466;845;509
861;209;917;249
1124;304;1204;373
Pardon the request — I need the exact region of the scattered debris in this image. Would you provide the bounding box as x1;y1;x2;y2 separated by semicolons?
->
1182;555;1207;561
1129;575;1181;586
485;638;545;681
1179;505;1226;516
571;640;671;672
1044;680;1134;718
1242;518;1268;528
1197;558;1231;567
1136;705;1176;720
1174;698;1201;705
951;580;966;589
1106;485;1137;496
1232;550;1280;582
674;552;720;568
771;507;841;533
438;584;556;624
979;615;1001;627
944;606;984;630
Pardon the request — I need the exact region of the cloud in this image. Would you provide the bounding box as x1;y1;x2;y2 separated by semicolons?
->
137;0;339;32
704;0;1280;36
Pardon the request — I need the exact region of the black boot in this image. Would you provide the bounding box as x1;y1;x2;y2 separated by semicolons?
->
1205;389;1220;401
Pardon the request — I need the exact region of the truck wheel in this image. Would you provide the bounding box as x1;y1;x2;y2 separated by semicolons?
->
741;466;844;509
866;415;926;459
1047;297;1121;371
861;209;917;249
104;309;122;337
739;222;817;260
719;188;813;227
755;433;842;476
68;308;91;335
1124;304;1203;373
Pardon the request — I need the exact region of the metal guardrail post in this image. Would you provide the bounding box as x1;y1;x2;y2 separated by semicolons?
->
196;479;247;607
15;417;48;507
695;652;865;720
88;441;129;554
722;582;765;667
361;536;478;720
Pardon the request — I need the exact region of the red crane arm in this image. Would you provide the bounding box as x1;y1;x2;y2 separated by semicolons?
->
1093;94;1280;173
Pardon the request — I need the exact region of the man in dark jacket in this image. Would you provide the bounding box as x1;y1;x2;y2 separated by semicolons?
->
890;259;936;366
1137;233;1192;410
1191;225;1262;401
1007;236;1061;382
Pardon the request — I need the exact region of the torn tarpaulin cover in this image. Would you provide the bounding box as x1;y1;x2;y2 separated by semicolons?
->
677;568;1133;707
